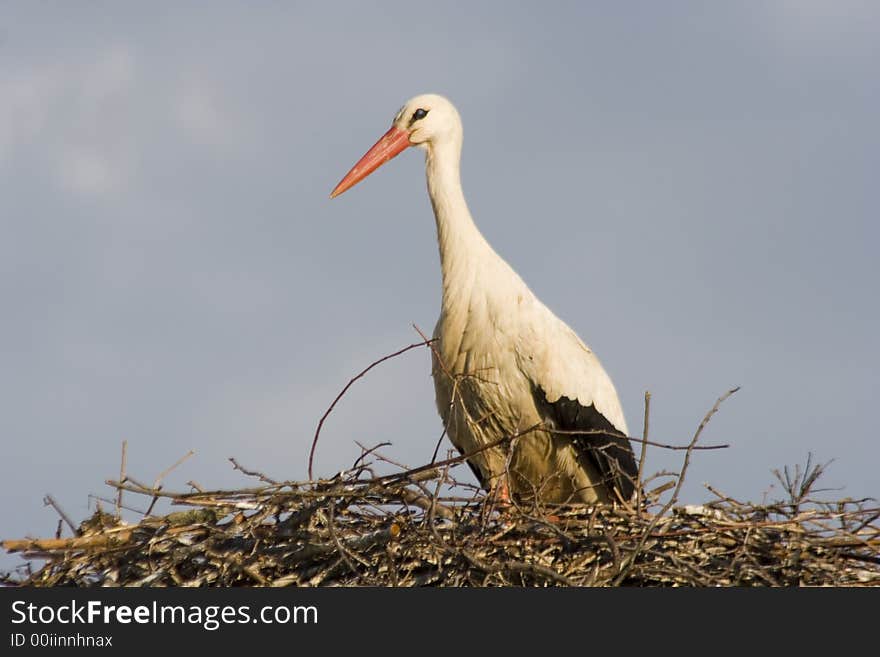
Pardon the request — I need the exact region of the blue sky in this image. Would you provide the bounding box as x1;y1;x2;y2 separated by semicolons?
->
2;2;878;570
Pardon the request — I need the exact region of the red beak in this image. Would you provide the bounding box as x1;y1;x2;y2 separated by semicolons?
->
330;126;412;198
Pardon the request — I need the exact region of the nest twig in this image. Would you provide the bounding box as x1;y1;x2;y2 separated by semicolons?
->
3;453;878;587
2;340;876;587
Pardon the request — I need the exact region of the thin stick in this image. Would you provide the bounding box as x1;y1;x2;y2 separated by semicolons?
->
326;503;360;577
369;422;544;488
430;427;449;465
351;441;393;472
548;427;728;451
229;458;279;485
152;450;195;490
429;462;452;529
116;440;128;517
613;387;739;585
411;323;499;471
398;486;455;520
665;387;740;512
412;323;449;378
308;339;433;480
3;531;134;553
411;323;455;465
140;450;196;518
144;496;160;518
354;441;412;473
636;392;651;518
43;495;78;536
90;493;146;516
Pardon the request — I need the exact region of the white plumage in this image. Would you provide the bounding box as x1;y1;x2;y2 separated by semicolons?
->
332;94;636;504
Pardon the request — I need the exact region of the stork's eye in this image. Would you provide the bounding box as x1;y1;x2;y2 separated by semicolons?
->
411;108;429;123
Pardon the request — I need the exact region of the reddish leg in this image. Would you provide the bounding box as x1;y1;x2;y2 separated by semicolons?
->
496;479;511;506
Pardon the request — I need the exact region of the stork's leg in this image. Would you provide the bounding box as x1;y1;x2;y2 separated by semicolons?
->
486;475;513;519
489;478;566;525
479;474;512;524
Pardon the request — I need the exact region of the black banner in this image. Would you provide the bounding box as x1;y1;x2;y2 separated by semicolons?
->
0;587;874;652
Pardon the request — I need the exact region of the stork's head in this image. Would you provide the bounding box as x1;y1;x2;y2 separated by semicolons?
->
330;94;461;198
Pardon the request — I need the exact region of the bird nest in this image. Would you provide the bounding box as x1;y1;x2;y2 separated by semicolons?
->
3;450;878;587
3;347;878;587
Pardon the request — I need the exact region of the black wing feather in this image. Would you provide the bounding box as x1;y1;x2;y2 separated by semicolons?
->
536;389;638;502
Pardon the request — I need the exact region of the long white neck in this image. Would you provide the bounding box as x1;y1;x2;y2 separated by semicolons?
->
424;138;493;309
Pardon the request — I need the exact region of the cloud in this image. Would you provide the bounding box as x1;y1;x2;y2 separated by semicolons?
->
760;0;880;50
174;83;246;152
80;45;135;106
57;146;120;197
0;69;55;162
0;44;138;198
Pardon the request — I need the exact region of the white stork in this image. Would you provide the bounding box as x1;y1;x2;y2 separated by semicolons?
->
331;94;637;504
